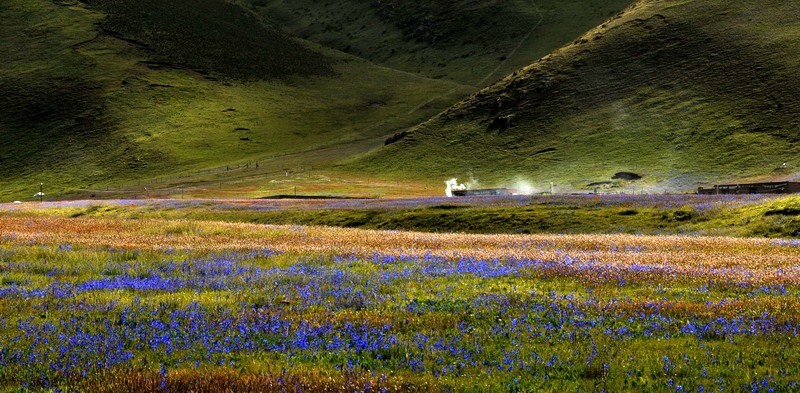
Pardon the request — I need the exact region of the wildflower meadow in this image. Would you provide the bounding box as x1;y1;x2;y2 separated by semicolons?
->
1;196;799;391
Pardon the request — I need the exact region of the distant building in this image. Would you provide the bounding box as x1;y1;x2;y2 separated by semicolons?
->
697;182;800;195
452;188;510;197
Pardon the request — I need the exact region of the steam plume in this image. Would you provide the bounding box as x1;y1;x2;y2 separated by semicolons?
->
445;178;466;197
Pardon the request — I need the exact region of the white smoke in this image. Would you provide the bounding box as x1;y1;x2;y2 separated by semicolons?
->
466;173;480;190
511;179;537;195
444;178;467;197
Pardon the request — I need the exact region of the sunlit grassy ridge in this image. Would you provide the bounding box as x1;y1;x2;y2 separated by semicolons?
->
1;210;800;390
357;0;800;192
0;0;468;200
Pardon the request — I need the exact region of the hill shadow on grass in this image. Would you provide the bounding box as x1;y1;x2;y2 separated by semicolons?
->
84;0;333;81
0;74;111;177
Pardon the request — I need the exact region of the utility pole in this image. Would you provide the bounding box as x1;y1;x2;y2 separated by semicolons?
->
34;183;45;203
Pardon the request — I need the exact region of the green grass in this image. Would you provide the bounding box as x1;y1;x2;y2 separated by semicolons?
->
355;0;800;193
0;0;631;201
248;0;631;86
14;194;800;238
0;0;470;200
84;0;333;80
7;0;799;200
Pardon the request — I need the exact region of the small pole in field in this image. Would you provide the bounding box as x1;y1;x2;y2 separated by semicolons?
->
34;183;45;203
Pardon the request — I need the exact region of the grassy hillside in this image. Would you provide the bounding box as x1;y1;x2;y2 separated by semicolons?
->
247;0;631;86
0;0;469;200
356;0;800;193
83;0;332;80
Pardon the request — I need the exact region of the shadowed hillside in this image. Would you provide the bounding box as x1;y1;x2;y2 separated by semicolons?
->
83;0;332;80
0;0;468;199
247;0;631;86
356;0;800;192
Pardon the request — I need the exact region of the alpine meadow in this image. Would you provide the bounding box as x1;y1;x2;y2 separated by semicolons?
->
3;0;800;392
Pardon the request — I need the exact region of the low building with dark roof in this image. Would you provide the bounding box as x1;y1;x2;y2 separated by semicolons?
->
697;182;800;195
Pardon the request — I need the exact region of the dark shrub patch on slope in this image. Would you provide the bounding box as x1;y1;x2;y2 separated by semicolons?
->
613;172;642;181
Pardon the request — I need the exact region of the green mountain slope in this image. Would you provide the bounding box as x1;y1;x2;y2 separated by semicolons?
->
0;0;469;199
246;0;631;86
356;0;800;192
83;0;332;80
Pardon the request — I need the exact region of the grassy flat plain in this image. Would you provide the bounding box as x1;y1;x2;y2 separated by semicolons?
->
11;193;800;238
2;194;800;391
